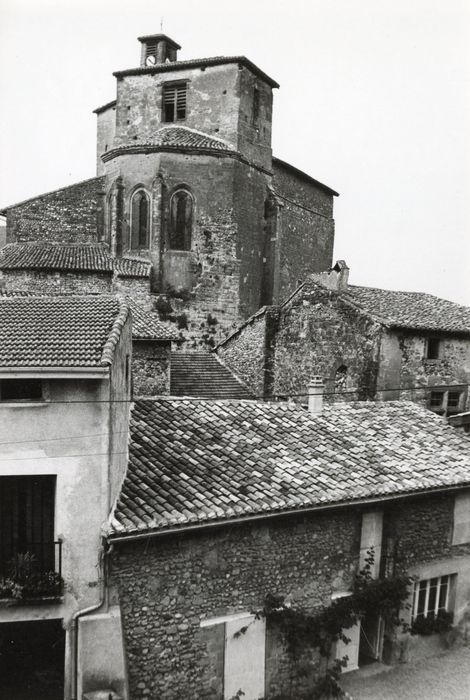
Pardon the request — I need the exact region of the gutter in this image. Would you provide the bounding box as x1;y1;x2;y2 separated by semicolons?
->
108;480;470;544
0;367;110;379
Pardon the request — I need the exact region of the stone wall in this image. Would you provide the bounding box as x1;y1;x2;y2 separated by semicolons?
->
111;491;469;699
96;104;117;176
377;330;470;411
217;283;383;401
384;494;470;571
232;160;272;318
115;64;241;151
216;307;276;397
111;509;361;700
272;284;382;400
0;268;112;295
132;341;171;396
4;177;106;244
113;275;155;307
272;160;335;302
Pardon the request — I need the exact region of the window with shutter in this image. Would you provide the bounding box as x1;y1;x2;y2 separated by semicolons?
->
163;83;187;122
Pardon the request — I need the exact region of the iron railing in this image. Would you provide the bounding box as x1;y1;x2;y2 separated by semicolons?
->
0;540;63;600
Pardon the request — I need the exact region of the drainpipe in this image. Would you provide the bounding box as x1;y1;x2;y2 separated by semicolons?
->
70;541;114;700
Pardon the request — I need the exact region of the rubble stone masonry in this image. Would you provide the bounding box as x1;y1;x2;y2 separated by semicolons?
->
4;177;106;244
132;341;170;396
111;492;469;699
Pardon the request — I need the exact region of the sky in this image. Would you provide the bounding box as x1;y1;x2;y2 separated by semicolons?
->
0;0;469;304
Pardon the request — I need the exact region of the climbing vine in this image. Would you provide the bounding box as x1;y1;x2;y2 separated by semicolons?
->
246;550;412;699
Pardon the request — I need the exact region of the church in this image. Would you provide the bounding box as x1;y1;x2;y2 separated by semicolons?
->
0;33;338;348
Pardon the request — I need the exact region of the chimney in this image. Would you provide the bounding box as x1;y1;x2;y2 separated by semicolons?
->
309;260;350;292
138;34;181;67
308;376;324;415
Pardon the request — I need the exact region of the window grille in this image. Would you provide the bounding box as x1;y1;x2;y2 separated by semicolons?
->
163;84;187;122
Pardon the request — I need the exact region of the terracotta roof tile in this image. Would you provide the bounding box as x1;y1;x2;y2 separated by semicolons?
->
0;291;176;342
0;295;128;367
0;243;150;278
104;126;239;159
148;126;237;152
344;285;470;333
110;399;470;536
128;299;178;341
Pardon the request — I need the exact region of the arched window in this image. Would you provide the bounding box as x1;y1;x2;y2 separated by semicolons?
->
169;189;193;250
334;365;348;391
105;190;114;242
131;189;150;249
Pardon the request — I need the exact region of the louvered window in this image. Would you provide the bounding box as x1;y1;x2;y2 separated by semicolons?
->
163;83;187;122
145;42;157;61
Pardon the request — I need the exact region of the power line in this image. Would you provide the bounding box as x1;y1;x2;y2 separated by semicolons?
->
0;430;128;447
269;381;470;400
0;450;128;463
0;381;466;404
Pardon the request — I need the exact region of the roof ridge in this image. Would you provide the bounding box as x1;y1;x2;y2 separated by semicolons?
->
100;297;131;366
8;241;108;248
154;124;237;151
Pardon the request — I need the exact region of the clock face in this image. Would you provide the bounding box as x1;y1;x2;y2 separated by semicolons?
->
146;54;156;66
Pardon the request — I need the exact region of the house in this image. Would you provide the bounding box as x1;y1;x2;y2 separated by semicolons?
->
0;289;248;400
0;295;132;700
216;261;470;415
0;32;338;348
106;385;470;699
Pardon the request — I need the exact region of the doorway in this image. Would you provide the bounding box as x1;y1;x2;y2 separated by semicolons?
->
359;613;384;666
0;619;65;700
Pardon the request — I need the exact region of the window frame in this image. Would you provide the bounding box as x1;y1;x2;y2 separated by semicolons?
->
412;575;452;621
162;81;188;123
168;188;194;251
130;187;151;250
0;378;43;402
426;336;441;361
334;365;348;392
428;387;466;417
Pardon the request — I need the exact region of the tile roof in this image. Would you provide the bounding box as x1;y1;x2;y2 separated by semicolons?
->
170;352;253;399
0;296;128;368
103;127;239;161
110;399;470;536
113;56;279;88
148;126;237;152
0;290;176;342
344;285;470;334
0;243;150;278
128;299;178;341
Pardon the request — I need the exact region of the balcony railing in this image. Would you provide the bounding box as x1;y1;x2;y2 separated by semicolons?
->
0;541;63;601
